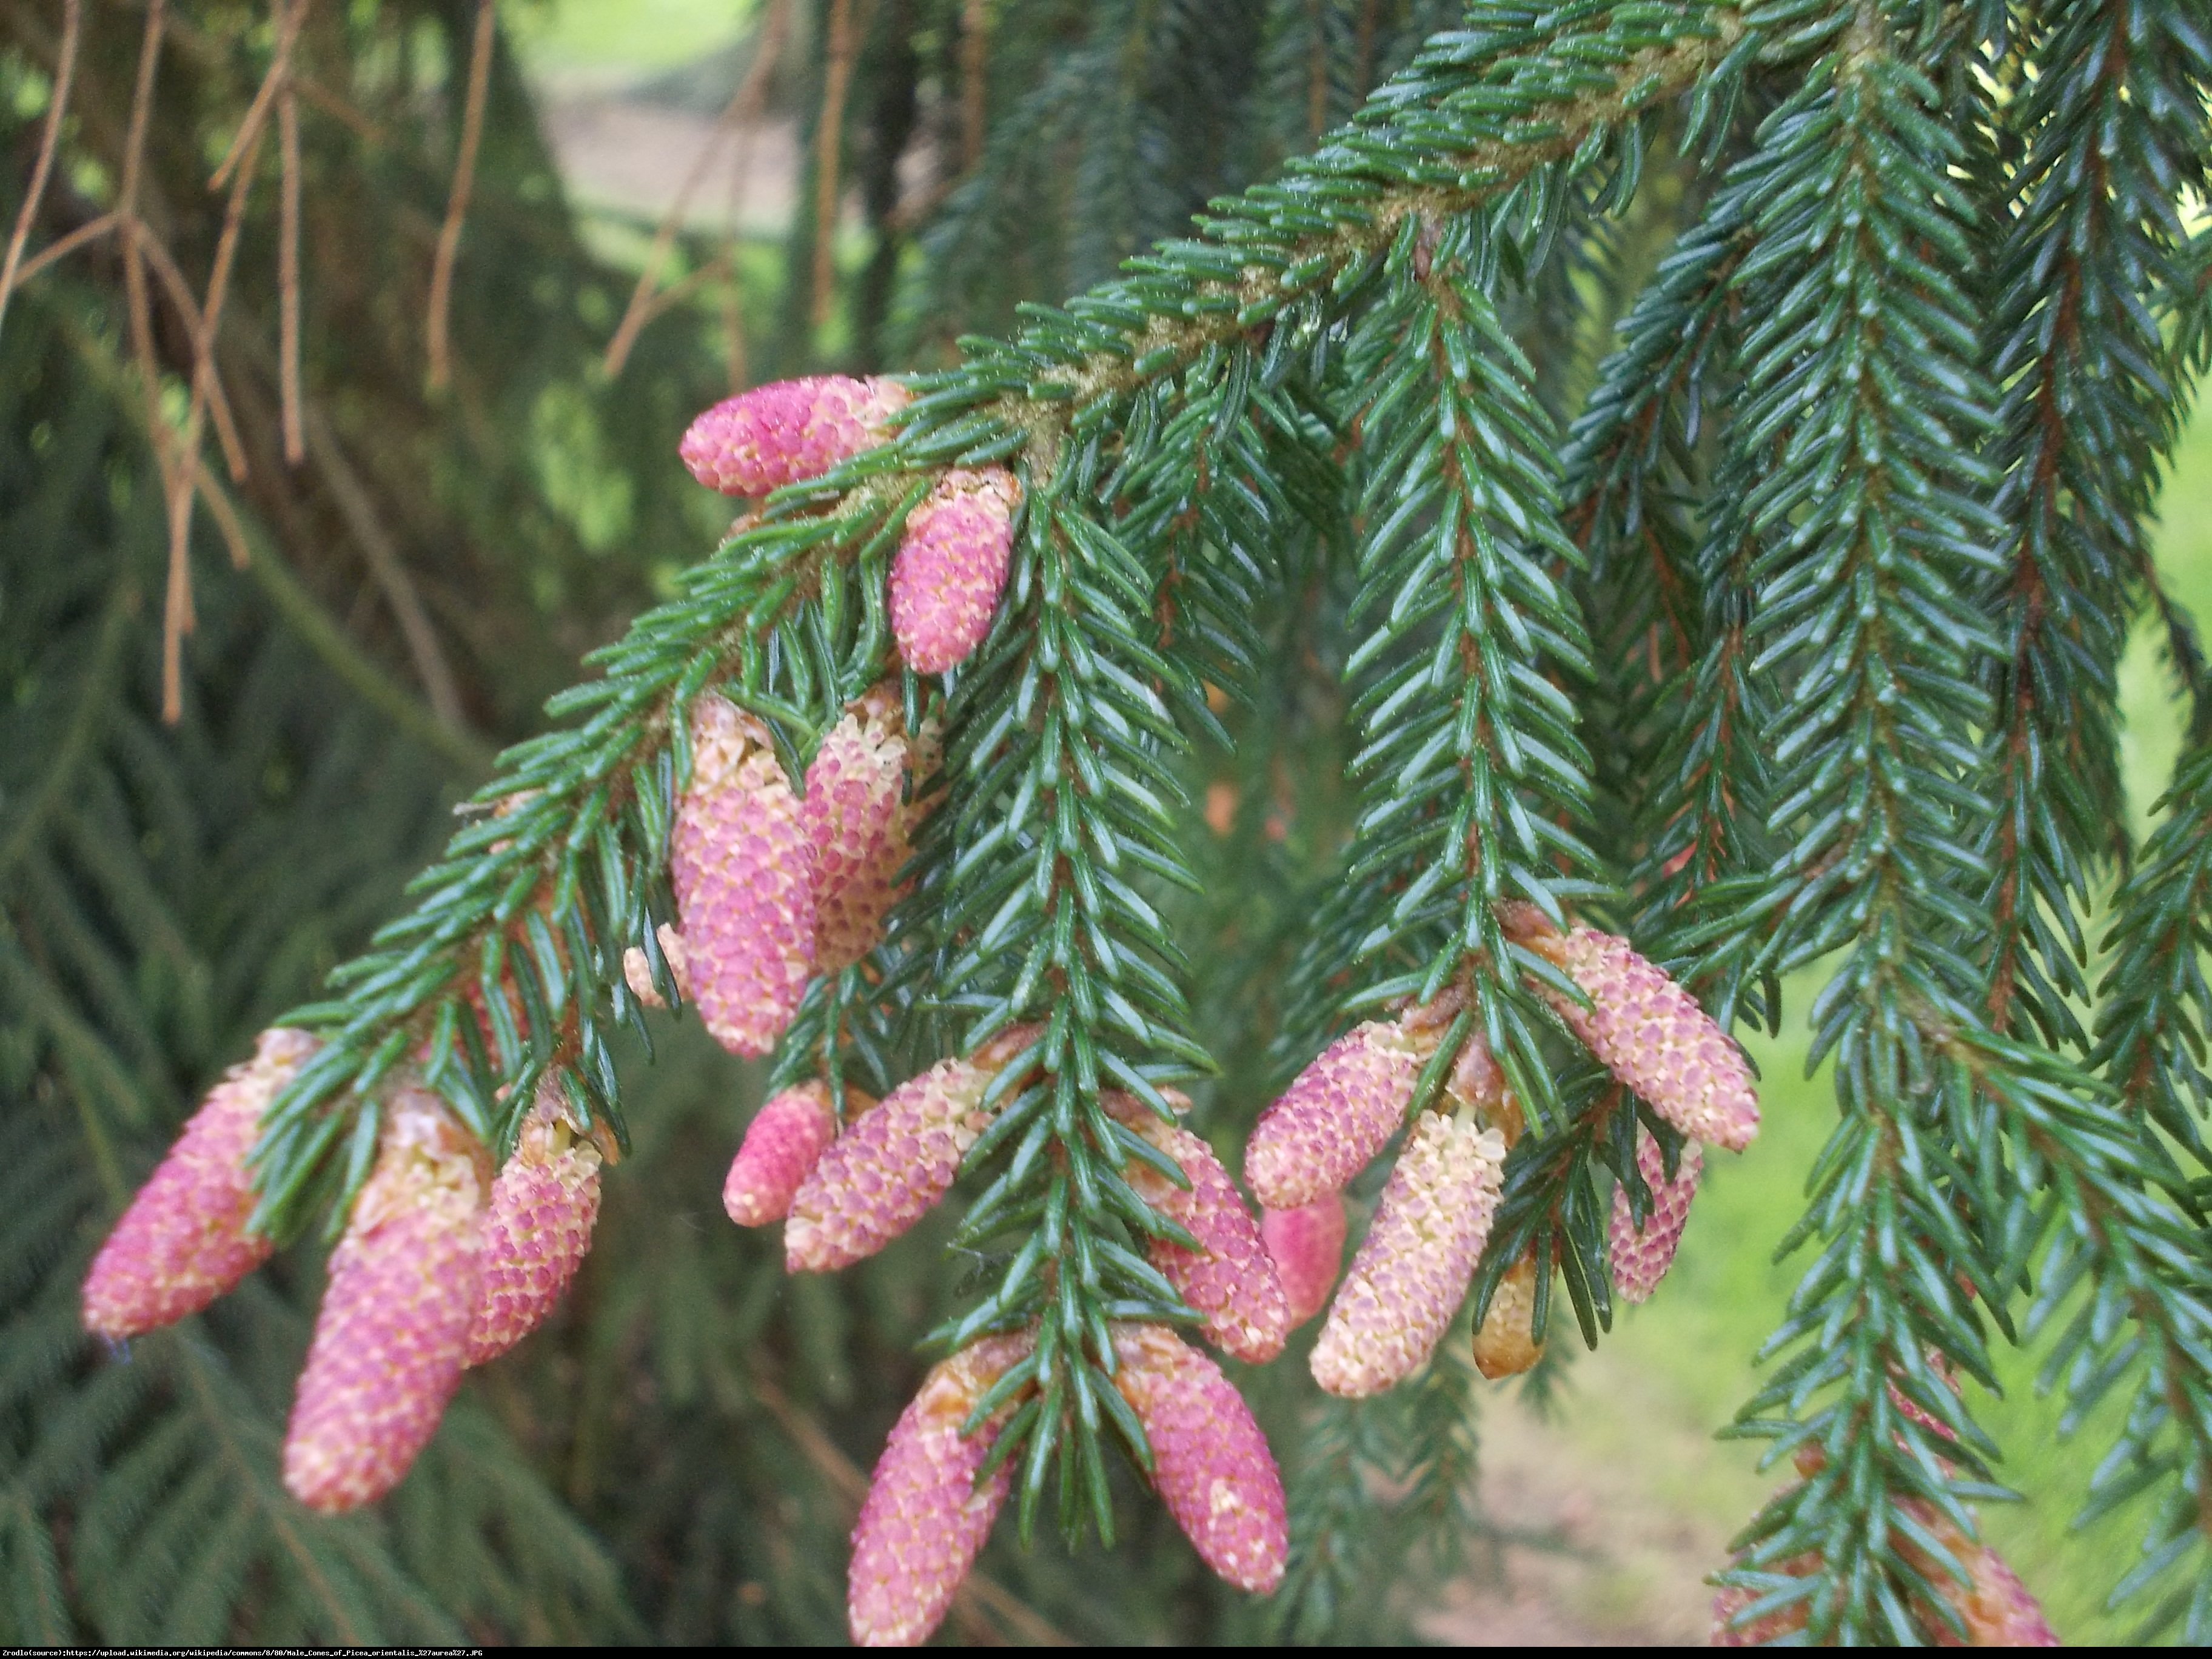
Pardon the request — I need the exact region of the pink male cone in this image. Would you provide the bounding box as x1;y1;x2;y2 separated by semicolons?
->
680;375;909;495
888;466;1021;673
83;1027;318;1338
1112;1096;1290;1364
1608;1128;1701;1304
465;1091;603;1366
723;1081;839;1226
848;1332;1034;1647
1312;1112;1507;1397
283;1088;488;1512
668;693;818;1057
1112;1323;1287;1593
805;686;934;971
1244;1021;1421;1210
1503;905;1758;1152
785;1028;1039;1271
1261;1195;1347;1329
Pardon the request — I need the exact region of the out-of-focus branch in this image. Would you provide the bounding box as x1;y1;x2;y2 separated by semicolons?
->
426;0;496;391
603;0;791;380
961;0;989;169
810;0;860;330
0;0;79;339
279;76;304;464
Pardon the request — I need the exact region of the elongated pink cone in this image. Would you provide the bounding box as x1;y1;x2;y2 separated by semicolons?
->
1503;905;1758;1153
724;1081;840;1226
1312;1113;1507;1397
1245;1021;1421;1211
671;694;817;1057
465;1092;603;1366
785;1028;1039;1270
804;686;936;971
1261;1196;1347;1329
1608;1129;1702;1304
888;466;1020;673
82;1028;318;1339
848;1332;1034;1647
283;1088;488;1512
1111;1096;1290;1364
1111;1323;1287;1594
680;375;909;495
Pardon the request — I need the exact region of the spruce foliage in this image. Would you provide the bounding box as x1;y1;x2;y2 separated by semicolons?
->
6;0;2212;1644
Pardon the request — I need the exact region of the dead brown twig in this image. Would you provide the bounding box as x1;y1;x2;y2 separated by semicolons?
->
0;0;79;340
426;0;496;392
279;60;304;462
602;0;791;380
810;0;861;330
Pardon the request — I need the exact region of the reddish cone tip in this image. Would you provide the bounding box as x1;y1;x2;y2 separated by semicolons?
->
888;466;1021;673
1261;1195;1347;1329
724;1080;840;1226
680;375;909;496
1244;1021;1421;1210
281;1088;488;1513
83;1027;319;1339
848;1332;1034;1647
1111;1094;1290;1364
669;693;818;1057
1112;1323;1287;1594
1608;1128;1701;1305
465;1089;603;1366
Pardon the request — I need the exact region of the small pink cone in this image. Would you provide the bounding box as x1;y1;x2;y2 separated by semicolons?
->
848;1332;1034;1647
1312;1113;1507;1398
888;466;1021;673
1503;905;1758;1153
805;686;936;971
669;693;818;1058
283;1088;488;1512
785;1028;1039;1271
1111;1096;1290;1364
1261;1196;1347;1329
82;1028;318;1338
680;375;909;496
465;1090;603;1366
1111;1323;1287;1594
723;1081;840;1226
1945;1541;2059;1646
1244;1021;1421;1210
1608;1128;1701;1304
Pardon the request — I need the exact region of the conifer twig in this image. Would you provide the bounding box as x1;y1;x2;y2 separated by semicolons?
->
0;0;79;340
7;210;115;288
426;0;496;393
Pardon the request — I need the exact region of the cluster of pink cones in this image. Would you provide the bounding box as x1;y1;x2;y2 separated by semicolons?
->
679;375;1021;674
83;1044;603;1513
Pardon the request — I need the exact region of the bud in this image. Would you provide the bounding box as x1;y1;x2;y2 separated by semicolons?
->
1111;1323;1287;1593
283;1088;488;1512
1261;1195;1347;1329
786;1029;1039;1271
1111;1096;1290;1364
1607;1128;1702;1304
82;1028;318;1339
805;686;935;971
1502;905;1758;1153
888;466;1021;673
1312;1113;1507;1397
465;1091;603;1366
848;1332;1034;1647
680;375;909;496
669;693;818;1057
1244;1021;1421;1210
723;1081;840;1226
1471;1250;1545;1379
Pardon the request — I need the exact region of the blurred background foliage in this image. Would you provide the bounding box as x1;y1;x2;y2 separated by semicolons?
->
0;0;2204;1644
